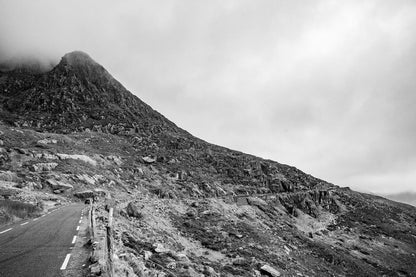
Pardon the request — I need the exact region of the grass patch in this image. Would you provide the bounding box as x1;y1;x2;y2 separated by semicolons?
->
0;199;41;225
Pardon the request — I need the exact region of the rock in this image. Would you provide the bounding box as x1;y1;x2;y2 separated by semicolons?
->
89;264;101;276
53;189;62;194
0;140;3;146
37;138;57;145
31;162;58;172
56;153;97;166
260;265;281;277
126;202;143;219
94;188;107;196
153;243;169;253
29;182;42;190
142;155;156;164
14;148;29;155
106;155;122;165
169;252;190;264
143;250;152;260
0;171;19;182
74;190;95;199
247;197;268;208
204;266;219;277
46;179;73;191
76;174;95;185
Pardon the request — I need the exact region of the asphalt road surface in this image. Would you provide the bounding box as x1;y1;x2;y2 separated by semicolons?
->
0;204;86;277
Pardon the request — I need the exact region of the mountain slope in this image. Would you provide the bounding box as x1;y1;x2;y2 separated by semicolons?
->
0;51;179;135
1;51;415;277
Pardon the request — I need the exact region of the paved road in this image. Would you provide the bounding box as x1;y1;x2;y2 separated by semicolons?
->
0;204;86;277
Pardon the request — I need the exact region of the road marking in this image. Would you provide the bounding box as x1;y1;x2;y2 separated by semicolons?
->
41;215;45;217
33;218;39;221
78;220;82;223
72;236;77;244
76;226;80;231
60;254;71;270
80;217;83;219
21;222;28;226
0;228;12;234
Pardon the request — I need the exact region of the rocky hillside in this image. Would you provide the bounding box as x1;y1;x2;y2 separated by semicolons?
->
1;51;416;277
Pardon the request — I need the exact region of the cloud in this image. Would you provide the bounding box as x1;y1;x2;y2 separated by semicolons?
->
1;0;416;193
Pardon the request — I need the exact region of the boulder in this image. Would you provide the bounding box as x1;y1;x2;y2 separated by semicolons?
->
247;197;268;208
56;153;97;166
76;174;95;185
260;265;281;277
74;190;95;199
126;202;143;219
153;243;170;253
94;188;107;196
31;162;58;172
46;179;73;191
142;155;156;164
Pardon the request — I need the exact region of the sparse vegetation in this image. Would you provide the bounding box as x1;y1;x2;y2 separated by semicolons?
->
0;199;41;225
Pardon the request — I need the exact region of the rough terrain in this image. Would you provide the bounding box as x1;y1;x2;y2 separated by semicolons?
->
1;51;415;277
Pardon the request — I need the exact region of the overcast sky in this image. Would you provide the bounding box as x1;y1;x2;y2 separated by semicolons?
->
1;0;415;194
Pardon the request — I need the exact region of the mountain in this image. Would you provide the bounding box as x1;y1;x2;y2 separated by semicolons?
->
1;51;416;277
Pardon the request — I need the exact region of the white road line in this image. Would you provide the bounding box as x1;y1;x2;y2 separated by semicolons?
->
0;228;12;234
80;217;83;219
20;222;28;226
76;226;80;231
78;220;82;224
33;218;39;221
60;254;71;270
72;236;77;244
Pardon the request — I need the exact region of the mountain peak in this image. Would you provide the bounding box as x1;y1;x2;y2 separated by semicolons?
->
61;51;96;66
0;50;179;134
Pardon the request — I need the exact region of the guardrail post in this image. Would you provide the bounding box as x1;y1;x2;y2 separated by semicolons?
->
106;207;114;277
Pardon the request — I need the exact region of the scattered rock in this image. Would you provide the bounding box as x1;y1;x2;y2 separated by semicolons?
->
56;153;97;166
74;190;95;199
76;174;96;185
106;155;122;165
153;243;169;253
142;155;157;164
126;202;143;219
31;162;58;172
143;250;152;260
204;266;219;277
46;179;73;191
247;197;268;208
0;140;3;146
37;138;57;145
260;264;281;277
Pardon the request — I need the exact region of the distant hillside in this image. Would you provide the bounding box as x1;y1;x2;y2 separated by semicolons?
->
385;191;416;207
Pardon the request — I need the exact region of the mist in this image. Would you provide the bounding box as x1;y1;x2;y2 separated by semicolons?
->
1;0;416;194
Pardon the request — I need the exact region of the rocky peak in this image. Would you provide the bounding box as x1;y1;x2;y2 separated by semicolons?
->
0;51;179;134
61;51;95;66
